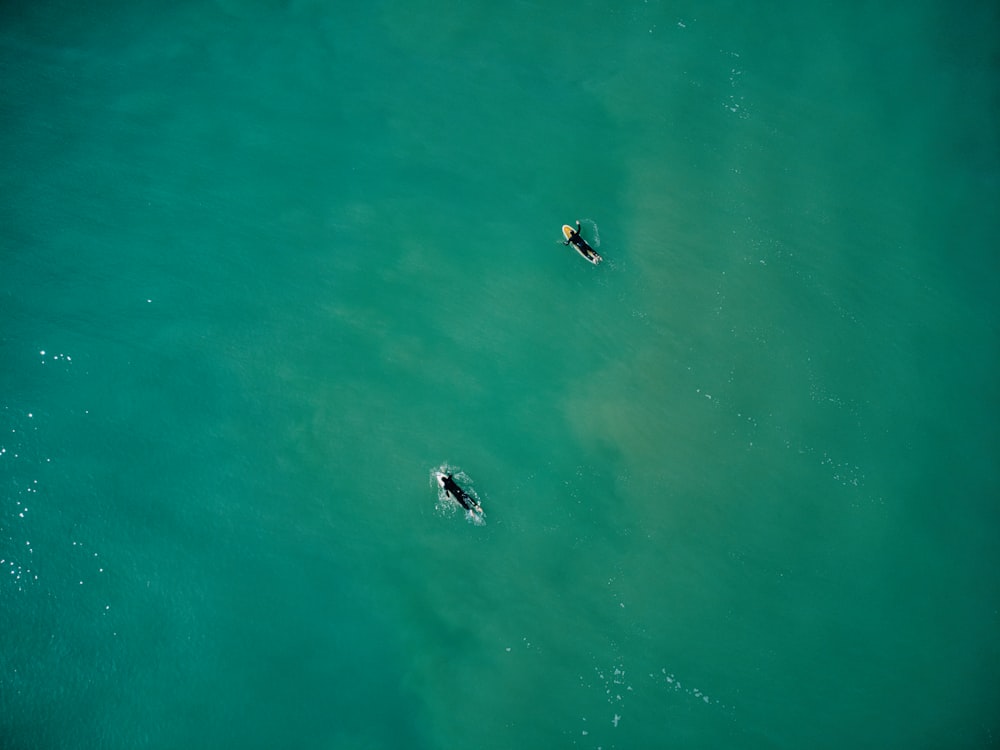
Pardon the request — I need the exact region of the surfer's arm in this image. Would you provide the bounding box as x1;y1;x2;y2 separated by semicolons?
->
563;221;581;244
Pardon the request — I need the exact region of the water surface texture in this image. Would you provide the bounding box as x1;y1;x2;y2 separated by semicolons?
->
2;2;999;748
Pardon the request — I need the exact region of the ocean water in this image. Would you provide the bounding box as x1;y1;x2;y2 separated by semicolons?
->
2;1;999;748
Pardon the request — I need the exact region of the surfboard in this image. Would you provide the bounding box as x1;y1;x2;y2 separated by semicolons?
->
435;471;484;515
562;224;602;265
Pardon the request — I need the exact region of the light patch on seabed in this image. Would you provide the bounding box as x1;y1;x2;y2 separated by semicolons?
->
560;350;688;470
600;151;880;508
430;464;485;525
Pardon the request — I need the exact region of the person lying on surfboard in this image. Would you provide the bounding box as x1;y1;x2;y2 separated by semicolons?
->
562;220;602;264
435;471;483;515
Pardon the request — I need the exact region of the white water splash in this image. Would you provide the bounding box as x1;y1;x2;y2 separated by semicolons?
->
430;464;486;525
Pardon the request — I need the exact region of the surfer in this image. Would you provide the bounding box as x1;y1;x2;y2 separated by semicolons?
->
562;220;602;264
435;472;483;514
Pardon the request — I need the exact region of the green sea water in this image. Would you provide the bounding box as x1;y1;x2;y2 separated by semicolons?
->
2;2;999;748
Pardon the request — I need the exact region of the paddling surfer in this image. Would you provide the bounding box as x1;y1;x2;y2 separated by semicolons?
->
435;472;483;515
562;220;602;264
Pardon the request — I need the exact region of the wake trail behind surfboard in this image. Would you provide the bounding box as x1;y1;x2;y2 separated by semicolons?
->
581;219;600;247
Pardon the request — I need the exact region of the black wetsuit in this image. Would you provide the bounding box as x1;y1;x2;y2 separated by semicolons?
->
442;474;477;512
563;221;599;260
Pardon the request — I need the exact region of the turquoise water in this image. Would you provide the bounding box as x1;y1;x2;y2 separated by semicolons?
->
2;2;999;748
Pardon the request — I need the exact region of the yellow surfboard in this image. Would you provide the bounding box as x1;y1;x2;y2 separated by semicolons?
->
562;224;602;265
